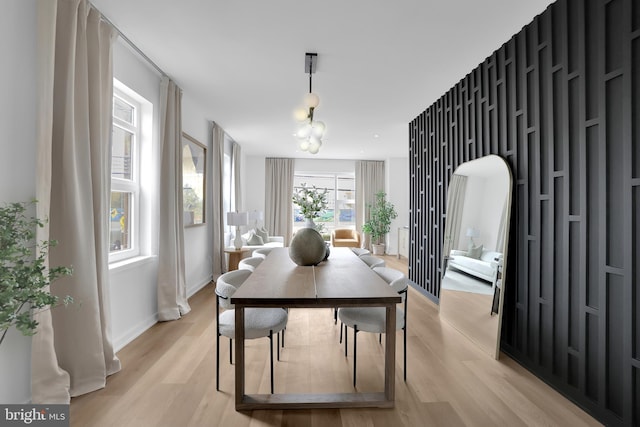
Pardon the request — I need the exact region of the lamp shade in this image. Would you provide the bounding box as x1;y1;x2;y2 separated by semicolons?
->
304;92;319;108
248;210;263;222
227;211;248;226
466;227;479;238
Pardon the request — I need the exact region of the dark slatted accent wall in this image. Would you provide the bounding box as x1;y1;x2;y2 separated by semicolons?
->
408;0;639;425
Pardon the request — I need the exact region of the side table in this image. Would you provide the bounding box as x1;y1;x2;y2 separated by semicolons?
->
224;248;251;271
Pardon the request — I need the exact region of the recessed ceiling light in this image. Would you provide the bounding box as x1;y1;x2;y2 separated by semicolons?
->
373;134;380;139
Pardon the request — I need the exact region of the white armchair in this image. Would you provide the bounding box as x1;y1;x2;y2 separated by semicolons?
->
215;269;288;393
337;267;408;386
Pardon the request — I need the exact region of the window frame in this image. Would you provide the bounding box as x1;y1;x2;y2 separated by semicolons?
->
109;81;143;263
292;172;356;234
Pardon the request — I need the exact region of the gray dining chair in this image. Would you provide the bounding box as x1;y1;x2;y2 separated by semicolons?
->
215;269;288;393
338;266;408;387
252;247;274;259
238;256;263;272
359;255;385;269
350;247;370;257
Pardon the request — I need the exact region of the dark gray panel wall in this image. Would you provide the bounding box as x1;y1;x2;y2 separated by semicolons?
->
408;0;639;425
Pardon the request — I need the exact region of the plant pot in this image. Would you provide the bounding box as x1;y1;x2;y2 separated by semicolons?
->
372;243;385;255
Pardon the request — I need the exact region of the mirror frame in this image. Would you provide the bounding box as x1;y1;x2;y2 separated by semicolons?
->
439;154;513;359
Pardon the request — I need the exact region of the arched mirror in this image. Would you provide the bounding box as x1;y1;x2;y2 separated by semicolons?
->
439;155;512;359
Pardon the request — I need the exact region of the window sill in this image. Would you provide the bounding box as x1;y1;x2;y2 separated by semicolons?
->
109;255;156;272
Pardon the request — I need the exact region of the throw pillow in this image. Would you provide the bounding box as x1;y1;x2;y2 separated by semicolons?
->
246;231;264;246
255;227;269;242
468;244;483;259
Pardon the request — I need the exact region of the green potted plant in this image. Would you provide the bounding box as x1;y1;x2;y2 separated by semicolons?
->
362;191;397;255
0;201;72;347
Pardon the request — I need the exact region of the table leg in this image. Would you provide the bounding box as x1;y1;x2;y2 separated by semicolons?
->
384;305;396;402
235;306;245;407
228;253;240;270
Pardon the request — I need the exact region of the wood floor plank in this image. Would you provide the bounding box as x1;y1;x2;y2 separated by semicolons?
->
70;255;601;426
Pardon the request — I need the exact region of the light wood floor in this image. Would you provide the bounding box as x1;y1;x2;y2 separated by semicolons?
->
70;255;601;426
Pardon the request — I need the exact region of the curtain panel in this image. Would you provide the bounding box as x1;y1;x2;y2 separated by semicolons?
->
157;77;191;321
442;174;467;258
265;158;294;245
32;0;121;401
211;122;227;276
232;141;242;212
355;160;385;249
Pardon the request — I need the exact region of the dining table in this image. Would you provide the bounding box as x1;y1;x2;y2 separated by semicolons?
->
229;246;402;411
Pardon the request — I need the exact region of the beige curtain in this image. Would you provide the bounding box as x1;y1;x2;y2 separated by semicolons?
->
211;122;227;275
232;141;242;212
157;77;191;321
32;0;121;401
442;173;468;258
355;160;385;249
265;158;294;245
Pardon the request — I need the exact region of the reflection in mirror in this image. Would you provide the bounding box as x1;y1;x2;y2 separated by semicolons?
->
439;155;512;359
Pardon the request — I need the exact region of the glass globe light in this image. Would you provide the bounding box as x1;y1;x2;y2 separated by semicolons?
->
293;107;308;121
311;121;325;137
299;139;310;151
308;140;320;154
309;134;321;146
304;92;320;108
296;123;312;139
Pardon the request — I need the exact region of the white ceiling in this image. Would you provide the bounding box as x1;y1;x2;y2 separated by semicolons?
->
91;0;554;160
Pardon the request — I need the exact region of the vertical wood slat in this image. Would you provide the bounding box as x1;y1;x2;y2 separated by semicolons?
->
407;0;636;425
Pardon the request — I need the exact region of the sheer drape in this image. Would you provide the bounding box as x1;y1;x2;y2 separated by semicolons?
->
232;142;242;211
32;0;120;401
157;77;191;321
265;158;294;245
495;199;508;252
442;174;468;258
211;122;227;276
355;160;385;249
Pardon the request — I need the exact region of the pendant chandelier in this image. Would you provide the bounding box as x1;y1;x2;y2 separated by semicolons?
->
293;52;325;154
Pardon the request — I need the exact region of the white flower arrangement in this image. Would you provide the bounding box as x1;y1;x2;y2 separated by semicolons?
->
292;183;328;219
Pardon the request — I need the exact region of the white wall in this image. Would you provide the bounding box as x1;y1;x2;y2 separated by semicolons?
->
0;4;216;403
386;157;409;255
242;155;410;256
109;39;214;351
181;94;213;294
0;0;38;404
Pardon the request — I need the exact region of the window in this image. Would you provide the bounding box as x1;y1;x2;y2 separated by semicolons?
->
293;173;355;235
109;80;151;262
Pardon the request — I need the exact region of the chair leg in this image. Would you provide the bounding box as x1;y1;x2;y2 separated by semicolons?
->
379;333;382;343
403;327;407;382
339;322;343;344
353;326;358;388
277;331;280;361
216;334;220;391
334;307;337;324
344;324;348;357
229;338;233;364
282;328;285;348
269;330;274;394
216;296;220;391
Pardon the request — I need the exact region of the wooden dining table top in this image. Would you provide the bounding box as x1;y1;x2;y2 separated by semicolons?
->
230;247;401;307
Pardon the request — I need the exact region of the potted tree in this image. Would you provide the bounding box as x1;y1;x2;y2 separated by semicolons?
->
0;201;72;347
362;191;397;255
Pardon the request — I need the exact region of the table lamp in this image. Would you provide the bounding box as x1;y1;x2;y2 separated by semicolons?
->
247;210;264;229
466;227;479;247
227;211;248;250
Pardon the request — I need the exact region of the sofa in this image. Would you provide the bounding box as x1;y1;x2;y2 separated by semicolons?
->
331;228;361;248
233;228;284;250
447;248;502;288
